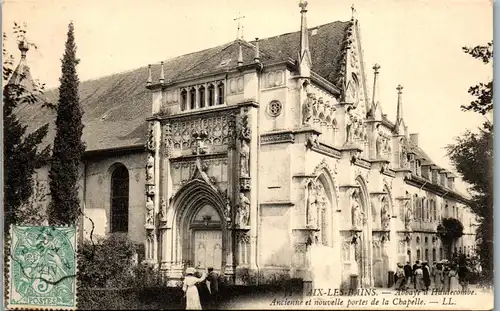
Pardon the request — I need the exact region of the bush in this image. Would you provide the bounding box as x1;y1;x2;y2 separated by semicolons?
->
78;234;137;288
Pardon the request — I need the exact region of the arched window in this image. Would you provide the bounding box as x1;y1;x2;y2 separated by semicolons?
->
439;247;443;260
111;164;129;233
432;248;436;262
208;84;215;106
190;88;196;110
417;249;421;261
199;86;206;108
180;89;187;111
425;249;429;261
445;204;448;218
217;82;224;105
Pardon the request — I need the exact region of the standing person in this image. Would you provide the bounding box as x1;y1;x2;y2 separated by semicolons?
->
394;263;405;289
206;267;220;309
433;262;443;291
422;261;431;290
412;261;420;289
449;265;460;291
442;265;451;292
182;267;207;310
458;263;469;291
404;262;413;289
414;263;424;290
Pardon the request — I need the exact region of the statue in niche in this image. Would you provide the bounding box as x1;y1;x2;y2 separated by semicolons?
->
307;182;318;227
302;92;315;125
146;154;154;182
238;192;250;227
400;145;409;168
317;97;325;118
375;129;383;158
146;196;155;226
240;139;250;177
404;201;412;230
345;112;354;145
381;199;391;229
225;196;231;221
351;197;364;229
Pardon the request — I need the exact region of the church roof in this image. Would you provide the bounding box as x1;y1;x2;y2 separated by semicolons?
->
16;20;351;153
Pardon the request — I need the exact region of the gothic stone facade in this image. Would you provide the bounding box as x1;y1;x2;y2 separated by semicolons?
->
23;9;477;288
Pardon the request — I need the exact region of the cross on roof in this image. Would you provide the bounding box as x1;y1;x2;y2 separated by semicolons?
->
299;0;308;11
234;13;246;40
397;84;404;93
351;4;356;20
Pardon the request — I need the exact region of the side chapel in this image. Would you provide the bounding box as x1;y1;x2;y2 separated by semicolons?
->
13;1;478;288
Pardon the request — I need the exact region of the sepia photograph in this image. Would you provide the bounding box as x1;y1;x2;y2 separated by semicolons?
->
2;0;494;310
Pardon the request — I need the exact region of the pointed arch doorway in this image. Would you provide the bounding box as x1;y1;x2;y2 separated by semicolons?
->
168;178;230;274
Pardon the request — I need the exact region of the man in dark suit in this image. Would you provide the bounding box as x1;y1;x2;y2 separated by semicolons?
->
412;261;420;289
206;267;219;309
404;261;413;289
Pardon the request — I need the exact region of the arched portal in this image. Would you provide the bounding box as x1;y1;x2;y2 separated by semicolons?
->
355;176;372;287
168;179;229;274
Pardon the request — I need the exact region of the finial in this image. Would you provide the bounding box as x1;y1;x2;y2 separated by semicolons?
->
18;36;30;58
373;63;381;74
254;38;260;63
238;41;243;67
351;4;356;20
234;13;246;40
147;64;152;86
299;0;308;12
397;84;403;94
159;61;165;84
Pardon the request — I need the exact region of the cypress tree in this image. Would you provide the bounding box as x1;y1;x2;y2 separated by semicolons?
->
48;22;85;225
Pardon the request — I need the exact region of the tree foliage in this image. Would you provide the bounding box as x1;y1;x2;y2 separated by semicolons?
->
3;23;51;231
446;41;494;282
48;22;86;225
461;42;493;115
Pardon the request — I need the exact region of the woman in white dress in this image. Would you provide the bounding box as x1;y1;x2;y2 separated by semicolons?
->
448;265;460;291
182;267;207;310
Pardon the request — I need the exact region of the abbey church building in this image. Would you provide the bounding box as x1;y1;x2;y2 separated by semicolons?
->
16;1;477;289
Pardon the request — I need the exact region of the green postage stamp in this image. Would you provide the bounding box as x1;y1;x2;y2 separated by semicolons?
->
7;225;78;310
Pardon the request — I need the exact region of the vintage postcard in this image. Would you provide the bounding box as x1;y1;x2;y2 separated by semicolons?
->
2;0;493;310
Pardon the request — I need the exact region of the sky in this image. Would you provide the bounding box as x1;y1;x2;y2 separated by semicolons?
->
2;0;493;194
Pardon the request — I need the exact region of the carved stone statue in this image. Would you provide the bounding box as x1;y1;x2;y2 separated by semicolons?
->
345;113;354;144
400;145;408;168
404;201;412;230
146;154;154;182
238;192;250;227
351;198;363;229
240;139;250;177
146;196;154;226
381;200;391;229
307;183;318;227
225;196;231;221
302;92;314;125
376;132;383;158
317;97;325;118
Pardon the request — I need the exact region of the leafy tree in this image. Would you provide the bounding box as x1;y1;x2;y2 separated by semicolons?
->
3;23;51;231
437;217;465;257
48;22;85;225
447;41;493;282
461;42;493;115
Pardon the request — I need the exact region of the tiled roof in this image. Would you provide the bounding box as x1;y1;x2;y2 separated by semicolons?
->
15;20;351;153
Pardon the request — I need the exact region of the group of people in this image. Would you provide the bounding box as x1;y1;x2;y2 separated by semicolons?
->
182;267;221;310
395;260;470;291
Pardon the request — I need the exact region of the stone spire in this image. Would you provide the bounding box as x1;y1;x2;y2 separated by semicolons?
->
371;64;381;109
238;41;243;67
298;0;312;78
146;64;152;86
394;84;404;133
159;61;165;84
254;38;260;63
6;37;35;95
